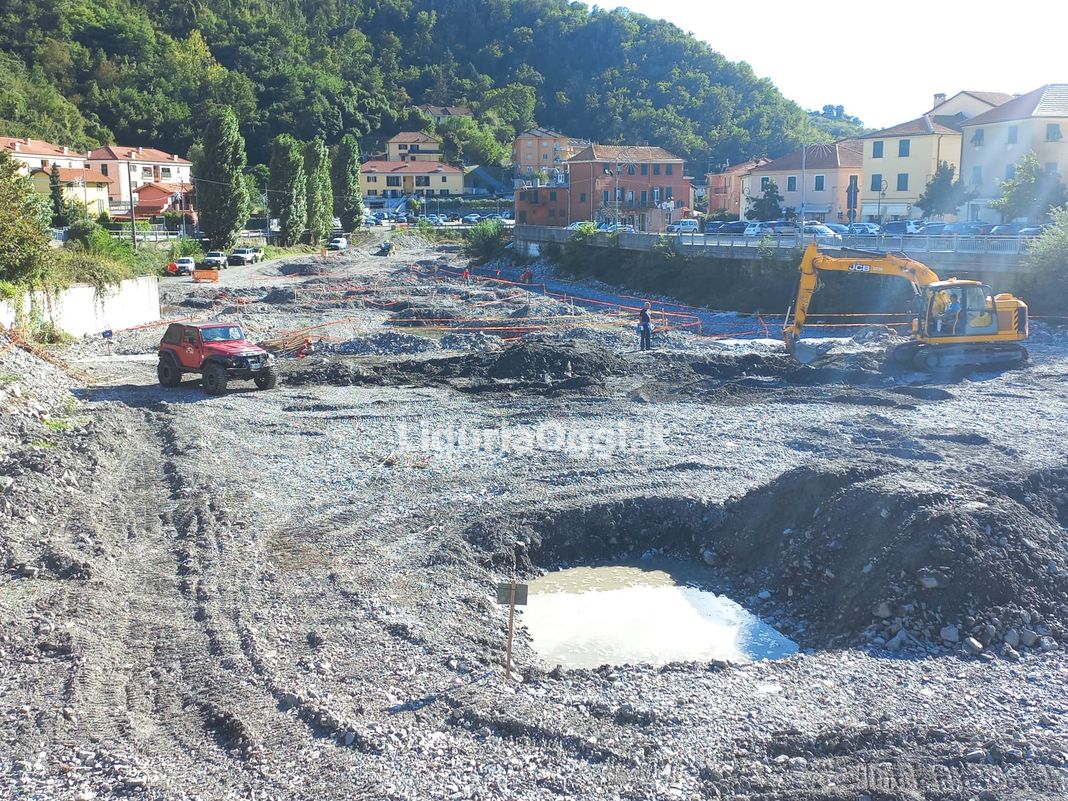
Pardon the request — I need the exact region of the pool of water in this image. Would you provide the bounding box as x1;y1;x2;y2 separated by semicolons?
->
519;559;798;669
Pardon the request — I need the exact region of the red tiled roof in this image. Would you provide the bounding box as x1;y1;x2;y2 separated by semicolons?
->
707;158;770;177
31;166;112;184
360;161;462;174
568;144;682;163
388;131;441;144
754;139;863;172
961;84;1068;126
0;137;84;158
88;145;191;164
863;114;965;138
132;182;189;194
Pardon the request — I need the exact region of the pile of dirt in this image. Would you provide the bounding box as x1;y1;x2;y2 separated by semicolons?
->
439;332;504;353
509;296;583;318
487;339;625;381
701;464;1068;653
329;332;441;356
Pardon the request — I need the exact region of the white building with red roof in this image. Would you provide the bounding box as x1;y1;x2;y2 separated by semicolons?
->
87;145;193;208
0;137;90;172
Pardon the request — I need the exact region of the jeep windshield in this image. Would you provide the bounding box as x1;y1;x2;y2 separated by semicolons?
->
200;326;245;342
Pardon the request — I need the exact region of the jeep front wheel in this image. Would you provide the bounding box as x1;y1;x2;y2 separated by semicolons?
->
202;363;228;395
157;354;182;387
254;368;277;390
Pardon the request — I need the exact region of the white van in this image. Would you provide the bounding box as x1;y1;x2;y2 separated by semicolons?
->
666;218;700;234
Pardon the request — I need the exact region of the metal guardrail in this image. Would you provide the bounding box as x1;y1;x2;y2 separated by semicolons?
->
514;225;1038;256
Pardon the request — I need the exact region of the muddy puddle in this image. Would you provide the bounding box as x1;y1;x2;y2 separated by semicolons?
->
520;558;798;668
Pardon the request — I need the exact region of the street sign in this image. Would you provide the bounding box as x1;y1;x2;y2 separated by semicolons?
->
496;582;528;606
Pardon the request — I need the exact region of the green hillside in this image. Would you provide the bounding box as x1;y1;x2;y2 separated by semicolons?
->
0;0;859;167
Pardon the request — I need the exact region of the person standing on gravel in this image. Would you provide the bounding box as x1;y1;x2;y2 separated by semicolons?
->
638;302;653;351
462;267;471;286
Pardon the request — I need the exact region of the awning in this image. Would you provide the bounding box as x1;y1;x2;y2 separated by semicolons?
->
861;203;910;215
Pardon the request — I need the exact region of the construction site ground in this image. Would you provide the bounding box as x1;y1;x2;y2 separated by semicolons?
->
2;232;1068;800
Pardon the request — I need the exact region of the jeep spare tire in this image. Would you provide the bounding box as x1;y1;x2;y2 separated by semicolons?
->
202;362;228;395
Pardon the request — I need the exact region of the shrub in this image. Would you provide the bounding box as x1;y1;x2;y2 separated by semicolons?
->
463;219;506;263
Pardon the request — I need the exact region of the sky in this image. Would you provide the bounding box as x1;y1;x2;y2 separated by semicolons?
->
615;0;1061;131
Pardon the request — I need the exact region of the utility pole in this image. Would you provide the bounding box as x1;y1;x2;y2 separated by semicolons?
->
128;160;137;249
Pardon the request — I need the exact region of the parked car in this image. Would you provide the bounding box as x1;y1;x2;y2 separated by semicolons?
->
918;222;948;235
943;222;982;236
770;220;800;234
717;220;749;234
1018;225;1047;236
227;247;262;265
801;223;843;244
331;216;343;232
201;251;228;269
566;220;594;230
703;221;725;233
600;223;635;233
363;214;380;226
883;220;924;235
989;222;1029;236
744;221;776;237
174;257;196;276
846;222;881;235
327;236;348;251
666;218;700;234
373;211;388;221
462;213;482;224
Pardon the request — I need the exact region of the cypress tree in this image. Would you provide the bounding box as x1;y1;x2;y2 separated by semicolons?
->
48;165;69;228
269;135;306;246
304;137;333;244
331;134;363;232
197;106;250;249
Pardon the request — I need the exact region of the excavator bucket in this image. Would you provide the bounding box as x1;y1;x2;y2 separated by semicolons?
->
788;339;835;365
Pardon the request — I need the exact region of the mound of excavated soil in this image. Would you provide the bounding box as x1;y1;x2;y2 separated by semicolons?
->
487;339;624;381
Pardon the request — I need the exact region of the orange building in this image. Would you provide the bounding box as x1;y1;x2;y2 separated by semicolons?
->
706;159;769;217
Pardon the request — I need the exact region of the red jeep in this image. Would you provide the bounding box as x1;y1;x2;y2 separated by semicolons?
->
157;322;277;395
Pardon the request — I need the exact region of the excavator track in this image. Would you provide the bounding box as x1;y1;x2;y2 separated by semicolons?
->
889;341;1029;371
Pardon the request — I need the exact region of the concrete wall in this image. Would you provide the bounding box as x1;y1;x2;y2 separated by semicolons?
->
0;275;160;337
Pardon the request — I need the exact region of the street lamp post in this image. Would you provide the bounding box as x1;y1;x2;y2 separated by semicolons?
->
878;179;888;227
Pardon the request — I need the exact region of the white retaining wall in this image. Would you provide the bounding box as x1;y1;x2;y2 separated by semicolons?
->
0;275;160;337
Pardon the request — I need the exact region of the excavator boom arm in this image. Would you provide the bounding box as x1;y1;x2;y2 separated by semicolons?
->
783;243;940;346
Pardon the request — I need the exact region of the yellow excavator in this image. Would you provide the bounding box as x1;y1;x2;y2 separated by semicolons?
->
783;243;1029;370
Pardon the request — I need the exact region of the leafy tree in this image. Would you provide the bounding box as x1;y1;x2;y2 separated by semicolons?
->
48;166;71;228
0;152;52;286
746;180;783;221
195;105;250;250
331;134;363;231
439;116;507;167
915;161;974;219
1023;205;1068;311
268;134;306;246
990;151;1068;223
304;137;333;244
464;218;506;262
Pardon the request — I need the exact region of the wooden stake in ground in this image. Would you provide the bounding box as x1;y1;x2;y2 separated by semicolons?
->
496;580;528;681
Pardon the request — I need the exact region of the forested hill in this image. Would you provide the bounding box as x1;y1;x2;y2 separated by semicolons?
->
0;0;855;168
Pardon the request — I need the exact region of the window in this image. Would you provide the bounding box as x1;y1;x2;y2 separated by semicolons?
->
367;189;378;196
386;176;401;187
872;141;884;158
653;187;661;202
653;164;661;175
161;167;172;179
896;173;908;191
415;176;430;186
548;208;556;218
441;175;447;183
1005;164;1016;181
971;165;982;185
141;166;152;177
518;191;526;201
870;173;883;192
787;176;797;192
579;192;587;203
1047;123;1063;142
971;129;984;146
366;175;377;183
398;144;408;150
898;139;910;157
814;175;825;191
665;186;673;200
627;164;635;175
602;190;609;203
640;164;648;176
1007;125;1018;145
640;190;648;205
549;191;557;201
526;140;533;148
518;210;527;223
761;176;771;191
666;164;673;175
100;164;108;176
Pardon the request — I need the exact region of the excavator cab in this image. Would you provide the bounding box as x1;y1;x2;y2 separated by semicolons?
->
917;282;996;339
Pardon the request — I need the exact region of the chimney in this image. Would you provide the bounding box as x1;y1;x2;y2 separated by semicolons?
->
933;92;947;108
42;159;50;168
13;142;20;152
137;146;143;155
171;154;178;161
62;146;69;155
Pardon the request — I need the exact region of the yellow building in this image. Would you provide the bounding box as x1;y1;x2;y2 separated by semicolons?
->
959;84;1068;222
512;128;588;179
386;132;443;162
860;115;967;222
744;140;863;223
29;166;112;216
360;161;463;200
